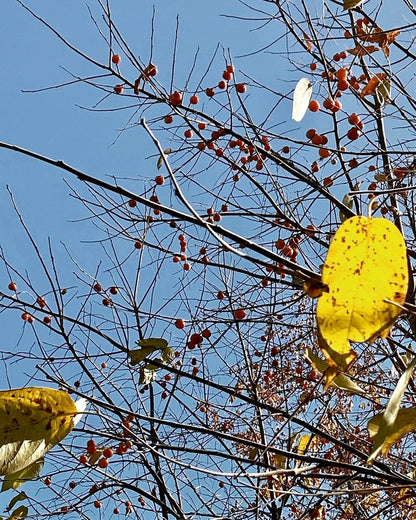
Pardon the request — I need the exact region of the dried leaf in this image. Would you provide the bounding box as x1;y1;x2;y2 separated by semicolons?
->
348;45;379;56
368;358;416;463
316;216;408;384
361;73;388;97
374;174;388;182
129;346;156;365
5;494;26;512
7;506;28;520
303;32;313;51
292;78;312;122
370;28;400;57
88;449;103;466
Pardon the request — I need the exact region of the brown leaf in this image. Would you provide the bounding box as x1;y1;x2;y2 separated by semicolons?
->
361;73;388;97
303;32;313;51
348;45;379;57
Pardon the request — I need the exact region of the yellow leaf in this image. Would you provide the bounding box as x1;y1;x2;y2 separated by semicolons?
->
0;388;82;476
368;358;416;463
297;434;311;455
305;348;365;393
368;408;416;459
343;0;364;8
316;216;408;375
292;78;312;122
303;279;328;298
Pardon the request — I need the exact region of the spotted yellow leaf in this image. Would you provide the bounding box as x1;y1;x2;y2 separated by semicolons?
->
317;216;408;380
0;388;85;477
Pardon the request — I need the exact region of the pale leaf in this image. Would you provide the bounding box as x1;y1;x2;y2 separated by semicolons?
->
139;359;162;384
162;347;175;364
292;78;312;122
367;358;416;463
2;460;43;492
157;148;172;170
305;348;365;393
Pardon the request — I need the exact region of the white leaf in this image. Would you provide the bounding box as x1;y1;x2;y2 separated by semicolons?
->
292;78;312;122
74;398;87;426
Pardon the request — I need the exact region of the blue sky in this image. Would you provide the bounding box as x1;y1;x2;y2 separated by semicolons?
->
1;0;279;515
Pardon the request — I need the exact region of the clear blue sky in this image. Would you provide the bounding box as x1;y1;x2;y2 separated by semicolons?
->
1;0;278;515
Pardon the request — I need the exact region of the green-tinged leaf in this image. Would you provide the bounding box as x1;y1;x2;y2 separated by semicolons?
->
129;347;156;366
292;78;312;122
376;78;391;105
162;347;175;364
374;174;388;182
273;453;286;468
0;388;83;476
367;357;416;463
7;506;28;520
137;338;168;350
343;0;364;9
368;408;416;459
247;447;258;460
2;460;43;492
139;359;162;384
157;148;172;170
305;348;365;393
89;449;103;466
6;494;26;512
130;338;170;366
339;193;353;223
